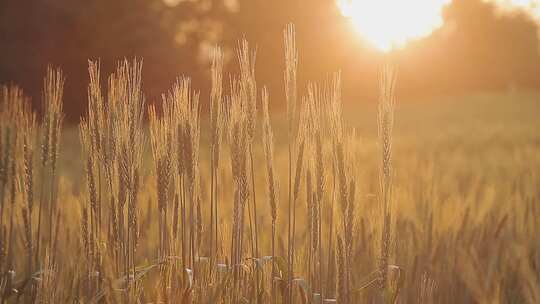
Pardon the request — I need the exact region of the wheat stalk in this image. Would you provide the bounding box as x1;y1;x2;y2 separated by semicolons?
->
261;86;279;300
284;23;299;304
21;102;36;279
228;80;250;301
0;85;27;300
209;46;225;280
34;66;65;273
377;64;397;303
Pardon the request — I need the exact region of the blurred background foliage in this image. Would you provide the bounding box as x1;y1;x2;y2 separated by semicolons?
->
1;0;540;122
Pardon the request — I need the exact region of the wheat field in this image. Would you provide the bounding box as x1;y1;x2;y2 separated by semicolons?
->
0;25;539;303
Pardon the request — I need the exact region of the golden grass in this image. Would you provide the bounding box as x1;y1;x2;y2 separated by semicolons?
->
0;24;539;303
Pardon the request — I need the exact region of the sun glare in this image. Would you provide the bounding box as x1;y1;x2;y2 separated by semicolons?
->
337;0;451;52
337;0;540;52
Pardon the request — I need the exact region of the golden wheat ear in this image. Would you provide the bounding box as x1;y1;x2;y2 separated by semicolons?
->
377;64;397;302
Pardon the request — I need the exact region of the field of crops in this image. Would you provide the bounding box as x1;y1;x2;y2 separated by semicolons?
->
1;26;539;303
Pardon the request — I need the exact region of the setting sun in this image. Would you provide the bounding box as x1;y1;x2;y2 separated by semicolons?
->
337;0;451;52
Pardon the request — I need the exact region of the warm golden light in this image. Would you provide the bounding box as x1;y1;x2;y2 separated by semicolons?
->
337;0;540;52
337;0;451;52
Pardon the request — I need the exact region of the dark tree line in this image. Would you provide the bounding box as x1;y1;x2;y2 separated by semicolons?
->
1;0;539;121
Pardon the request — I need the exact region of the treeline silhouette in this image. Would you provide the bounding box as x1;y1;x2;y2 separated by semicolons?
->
1;0;539;121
